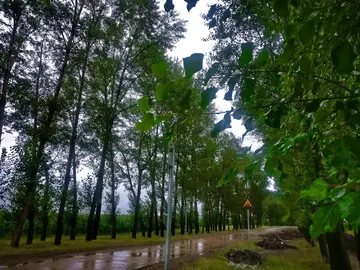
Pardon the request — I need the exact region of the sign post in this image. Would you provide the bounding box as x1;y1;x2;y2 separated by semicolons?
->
242;197;253;249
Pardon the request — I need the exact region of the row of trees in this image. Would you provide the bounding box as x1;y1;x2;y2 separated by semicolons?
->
0;0;274;249
202;0;360;269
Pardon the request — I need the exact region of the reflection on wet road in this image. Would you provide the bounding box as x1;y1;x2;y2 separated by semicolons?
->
3;228;278;269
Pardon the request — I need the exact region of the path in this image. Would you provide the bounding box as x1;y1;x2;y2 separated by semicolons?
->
1;227;282;270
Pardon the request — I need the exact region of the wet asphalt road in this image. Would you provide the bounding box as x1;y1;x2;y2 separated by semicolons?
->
2;228;281;270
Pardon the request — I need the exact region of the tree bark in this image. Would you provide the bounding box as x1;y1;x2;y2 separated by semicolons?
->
40;164;50;241
327;224;351;270
355;227;360;262
319;234;329;262
26;203;35;245
132;172;143;239
11;1;83;248
160;151;167;237
70;150;78;240
110;141;117;239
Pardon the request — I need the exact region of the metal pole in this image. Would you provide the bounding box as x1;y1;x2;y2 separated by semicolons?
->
247;208;250;249
164;145;174;270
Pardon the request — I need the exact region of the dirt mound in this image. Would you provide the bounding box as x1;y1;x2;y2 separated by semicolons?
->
225;249;264;265
256;229;301;250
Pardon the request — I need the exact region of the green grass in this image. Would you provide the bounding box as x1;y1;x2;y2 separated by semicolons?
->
183;239;329;270
0;229;235;257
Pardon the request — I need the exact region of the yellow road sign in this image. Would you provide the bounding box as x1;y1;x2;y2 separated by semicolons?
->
242;198;253;209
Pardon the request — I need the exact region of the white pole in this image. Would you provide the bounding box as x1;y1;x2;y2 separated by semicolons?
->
164;144;174;270
247;208;250;249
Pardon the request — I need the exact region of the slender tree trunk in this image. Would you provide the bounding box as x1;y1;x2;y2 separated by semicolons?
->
219;200;222;232
180;190;185;235
327;224;351;270
54;39;90;245
223;210;226;231
70;150;78;240
40;165;50;241
132;172;143;239
355;227;360;261
171;150;180;236
160;152;166;237
26;203;35;244
11;2;83;247
110;141;117;239
155;203;159;236
194;190;199;234
319;234;329;262
86;135;110;241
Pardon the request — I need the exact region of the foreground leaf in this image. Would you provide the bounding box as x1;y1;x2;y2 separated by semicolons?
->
151;61;168;79
138;96;151;113
310;204;340;238
211;112;231;137
239;43;254;67
300;179;328;201
331;42;357;74
201;87;219;109
156;83;169;101
183;53;204;78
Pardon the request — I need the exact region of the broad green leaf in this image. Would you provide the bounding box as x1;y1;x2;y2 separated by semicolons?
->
310;204;340;238
331;42;357;74
225;77;237;101
180;89;192;112
186;0;199;11
136;113;155;131
299;22;314;45
254;48;269;67
156;83;169;101
201;87;219;109
305;100;321;113
207;4;217;18
300;179;328;201
242;79;255;101
274;0;289;19
205;63;220;84
183;53;204;78
239;42;254;67
154;115;169;125
299;55;312;73
151;61;168;79
343;136;360;160
335;101;344;111
217;168;239;187
211;112;231;137
338;192;360;227
312;81;320;94
245;160;261;176
347;100;359;109
265;108;281;129
224;90;233;101
264;156;282;179
138;96;151;113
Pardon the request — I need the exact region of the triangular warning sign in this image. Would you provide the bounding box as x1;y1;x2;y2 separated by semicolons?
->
242;198;253;209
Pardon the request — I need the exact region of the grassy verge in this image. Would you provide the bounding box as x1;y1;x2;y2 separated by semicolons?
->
0;229;235;257
182;239;329;270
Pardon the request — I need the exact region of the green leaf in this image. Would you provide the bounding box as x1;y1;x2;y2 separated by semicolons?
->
239;42;254;67
299;55;312;73
335;101;345;111
305;100;321;113
299;22;314;45
331;42;357;74
310;204;340;238
186;0;199;11
300;179;328;201
274;0;289;19
217;168;239;187
201;87;219;109
151;61;168;79
136;113;155;132
254;48;269;67
154;115;169;125
138;96;152;113
207;4;217;18
180;89;192;112
264;156;282;179
156;83;169;101
339;192;360;227
312;81;320;94
265;108;281;128
211;112;231;137
242;79;255;101
205;63;220;84
183;53;204;78
245;160;261;176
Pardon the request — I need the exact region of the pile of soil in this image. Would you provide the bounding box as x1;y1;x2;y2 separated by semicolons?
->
256;229;302;250
225;249;264;265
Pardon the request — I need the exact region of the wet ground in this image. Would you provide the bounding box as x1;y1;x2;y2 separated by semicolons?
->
1;227;282;270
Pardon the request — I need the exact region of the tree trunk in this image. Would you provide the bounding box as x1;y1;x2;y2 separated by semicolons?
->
86;136;110;241
327;224;351;270
40;164;50;241
155;204;159;236
26;203;35;245
54;38;89;245
11;2;83;247
70;150;78;240
110;141;117;239
180;191;185;235
355;227;360;262
194;190;199;234
132;172;143;239
319;234;329;262
171;150;180;236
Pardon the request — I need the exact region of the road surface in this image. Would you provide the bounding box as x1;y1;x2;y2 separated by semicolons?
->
2;228;281;270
